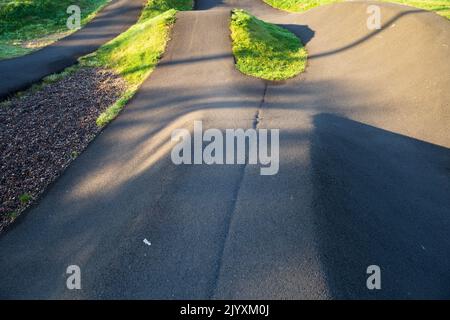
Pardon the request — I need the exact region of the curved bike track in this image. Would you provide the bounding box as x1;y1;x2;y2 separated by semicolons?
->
0;0;449;299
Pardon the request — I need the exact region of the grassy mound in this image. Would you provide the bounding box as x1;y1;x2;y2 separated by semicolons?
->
230;9;307;81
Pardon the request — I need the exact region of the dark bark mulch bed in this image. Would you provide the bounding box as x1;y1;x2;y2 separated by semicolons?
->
0;67;126;232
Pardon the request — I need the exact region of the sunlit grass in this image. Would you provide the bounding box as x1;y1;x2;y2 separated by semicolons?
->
81;0;193;126
230;9;307;81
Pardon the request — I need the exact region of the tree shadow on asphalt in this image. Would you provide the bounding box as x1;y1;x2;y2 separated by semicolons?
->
280;24;315;45
311;113;450;299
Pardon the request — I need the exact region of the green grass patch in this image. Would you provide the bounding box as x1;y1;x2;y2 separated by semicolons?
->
0;0;110;59
81;11;176;87
0;64;80;103
7;211;18;221
230;9;307;81
262;0;450;18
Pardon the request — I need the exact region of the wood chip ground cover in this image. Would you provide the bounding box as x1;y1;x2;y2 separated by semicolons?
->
0;67;126;231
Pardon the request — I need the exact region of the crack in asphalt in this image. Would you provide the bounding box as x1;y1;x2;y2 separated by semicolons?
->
210;81;268;298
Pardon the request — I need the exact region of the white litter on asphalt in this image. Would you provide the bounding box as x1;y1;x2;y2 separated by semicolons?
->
143;239;152;246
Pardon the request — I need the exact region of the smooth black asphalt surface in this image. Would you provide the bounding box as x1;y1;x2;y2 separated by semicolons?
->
0;0;145;100
0;1;449;299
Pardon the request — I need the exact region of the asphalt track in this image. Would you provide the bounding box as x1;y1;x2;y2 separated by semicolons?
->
0;0;449;299
0;0;145;100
